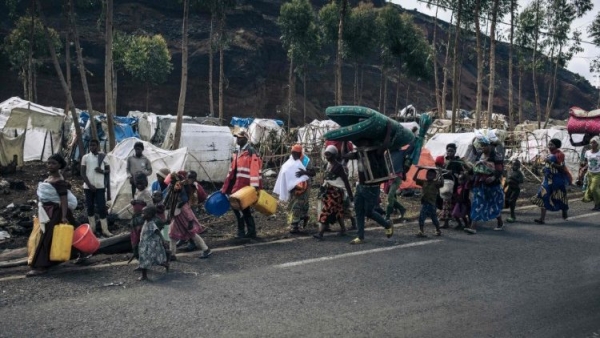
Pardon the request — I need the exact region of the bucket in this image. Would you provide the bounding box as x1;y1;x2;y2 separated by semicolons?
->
72;224;100;254
205;191;230;216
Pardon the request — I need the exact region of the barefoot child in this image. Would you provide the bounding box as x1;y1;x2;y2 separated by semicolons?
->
413;168;444;237
452;173;471;229
138;205;169;281
504;160;524;223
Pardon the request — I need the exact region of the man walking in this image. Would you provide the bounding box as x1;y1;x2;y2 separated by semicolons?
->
81;139;113;237
221;130;263;239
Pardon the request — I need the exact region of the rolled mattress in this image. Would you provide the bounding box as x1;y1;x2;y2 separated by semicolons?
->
323;106;415;149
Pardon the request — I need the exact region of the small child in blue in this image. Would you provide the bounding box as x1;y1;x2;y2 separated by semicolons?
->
413;167;443;237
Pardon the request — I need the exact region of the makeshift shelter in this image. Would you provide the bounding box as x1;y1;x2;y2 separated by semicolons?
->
247;118;285;145
0;97;66;162
509;128;583;175
297;119;340;151
107;138;188;219
161;123;234;182
425;132;476;159
127;111;159;141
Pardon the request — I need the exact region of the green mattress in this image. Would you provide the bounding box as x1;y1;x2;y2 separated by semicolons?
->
323;106;415;149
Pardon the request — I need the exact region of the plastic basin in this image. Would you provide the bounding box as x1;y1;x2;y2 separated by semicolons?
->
205;191;230;216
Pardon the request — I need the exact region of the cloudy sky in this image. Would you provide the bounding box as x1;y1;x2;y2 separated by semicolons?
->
391;0;600;88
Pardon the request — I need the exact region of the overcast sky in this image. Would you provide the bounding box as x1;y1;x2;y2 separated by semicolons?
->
391;0;600;88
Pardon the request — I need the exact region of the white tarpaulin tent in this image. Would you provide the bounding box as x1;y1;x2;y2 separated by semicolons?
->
108;137;188;219
0;97;66;162
297;119;340;151
247;118;285;145
509;128;583;175
127;111;159;142
161;123;234;182
425;132;476;159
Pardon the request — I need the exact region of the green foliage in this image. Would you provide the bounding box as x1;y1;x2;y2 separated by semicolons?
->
2;16;62;75
278;0;321;67
317;2;341;46
589;11;600;46
123;34;173;86
345;2;377;64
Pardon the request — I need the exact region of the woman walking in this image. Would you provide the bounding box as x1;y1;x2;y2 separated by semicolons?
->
531;139;572;223
164;171;211;259
435;143;466;229
582;136;600;210
464;136;505;234
28;154;78;277
313;145;354;240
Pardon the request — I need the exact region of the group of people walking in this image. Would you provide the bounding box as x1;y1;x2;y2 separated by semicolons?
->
25;128;600;279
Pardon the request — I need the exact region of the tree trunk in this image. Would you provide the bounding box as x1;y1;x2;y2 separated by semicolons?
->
287;54;294;130
208;13;215;117
543;44;562;128
218;15;225;125
432;5;441;114
104;0;116;150
33;67;37;102
518;64;523;124
383;72;388;115
353;63;358;105
303;67;307;125
474;0;483;129
395;68;400;117
532;0;542;129
378;66;385;112
508;0;515;131
36;0;84;160
451;0;463;133
335;0;347;105
27;0;35;101
69;0;98;140
441;12;454;119
486;0;500;128
65;29;71;121
173;0;189;149
145;83;150;114
359;65;364;105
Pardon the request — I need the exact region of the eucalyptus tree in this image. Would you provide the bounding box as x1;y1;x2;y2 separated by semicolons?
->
345;2;377;105
173;0;190;149
590;12;600;107
318;1;344;104
278;0;320;127
123;35;174;113
507;0;516;130
2;16;60;101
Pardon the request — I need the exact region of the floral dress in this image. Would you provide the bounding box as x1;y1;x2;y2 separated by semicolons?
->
138;219;168;269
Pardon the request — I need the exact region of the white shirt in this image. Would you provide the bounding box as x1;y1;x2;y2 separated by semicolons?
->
585;149;600;173
82;153;108;189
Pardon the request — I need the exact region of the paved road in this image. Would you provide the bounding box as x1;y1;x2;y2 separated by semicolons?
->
1;201;599;338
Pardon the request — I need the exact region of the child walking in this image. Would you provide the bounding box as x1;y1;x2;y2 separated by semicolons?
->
138;206;169;281
413;168;444;237
452;173;471;229
504;160;524;223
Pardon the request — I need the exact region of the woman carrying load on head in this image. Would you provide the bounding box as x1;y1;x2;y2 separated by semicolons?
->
582;136;600;210
435;143;468;229
28;153;78;277
531;138;572;223
164;171;212;260
464;135;505;234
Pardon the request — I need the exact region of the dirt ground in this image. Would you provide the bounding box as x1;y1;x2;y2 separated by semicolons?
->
0;161;584;253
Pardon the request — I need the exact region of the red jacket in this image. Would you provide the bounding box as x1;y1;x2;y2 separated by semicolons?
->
221;145;263;195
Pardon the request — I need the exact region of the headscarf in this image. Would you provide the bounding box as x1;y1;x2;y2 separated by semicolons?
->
325;145;338;155
157;168;170;179
549;138;562;148
590;136;599;144
291;144;303;153
435;156;445;166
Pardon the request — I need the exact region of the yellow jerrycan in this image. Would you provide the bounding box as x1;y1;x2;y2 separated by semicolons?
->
50;223;74;262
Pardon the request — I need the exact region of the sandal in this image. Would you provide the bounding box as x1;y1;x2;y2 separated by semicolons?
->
25;269;47;277
534;219;545;224
506;217;515;223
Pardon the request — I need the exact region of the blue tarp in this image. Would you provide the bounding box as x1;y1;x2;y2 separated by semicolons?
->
230;117;284;128
79;111;139;143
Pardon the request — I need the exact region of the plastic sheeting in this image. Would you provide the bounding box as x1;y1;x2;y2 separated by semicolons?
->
231;117;284;129
425;132;476;159
161;123;234;182
247;119;285;145
0;97;66;162
297;119;340;151
107;137;188;219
